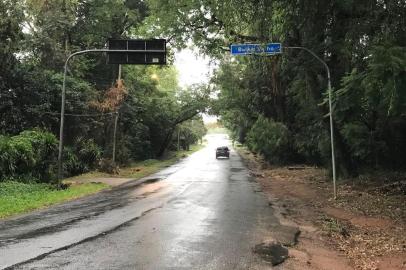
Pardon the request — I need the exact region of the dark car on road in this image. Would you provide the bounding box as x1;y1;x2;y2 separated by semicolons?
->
216;146;230;159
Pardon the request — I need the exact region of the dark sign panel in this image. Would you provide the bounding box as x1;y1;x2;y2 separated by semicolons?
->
107;39;166;65
108;39;127;64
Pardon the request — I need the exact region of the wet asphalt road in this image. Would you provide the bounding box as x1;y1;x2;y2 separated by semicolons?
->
0;134;285;269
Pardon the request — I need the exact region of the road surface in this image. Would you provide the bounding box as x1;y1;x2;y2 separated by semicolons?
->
0;134;294;269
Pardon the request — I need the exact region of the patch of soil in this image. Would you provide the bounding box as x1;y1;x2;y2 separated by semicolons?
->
238;148;406;270
297;240;354;270
324;207;394;230
377;252;406;270
350;216;394;230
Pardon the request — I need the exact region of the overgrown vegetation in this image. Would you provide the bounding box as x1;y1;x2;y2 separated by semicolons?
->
246;116;291;164
0;0;208;183
63;137;101;176
0;130;57;182
144;0;406;177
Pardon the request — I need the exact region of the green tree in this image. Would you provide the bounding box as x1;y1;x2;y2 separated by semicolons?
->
144;0;406;176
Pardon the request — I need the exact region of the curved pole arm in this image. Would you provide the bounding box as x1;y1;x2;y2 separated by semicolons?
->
284;46;331;81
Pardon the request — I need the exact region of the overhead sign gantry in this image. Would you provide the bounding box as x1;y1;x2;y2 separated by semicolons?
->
107;39;166;65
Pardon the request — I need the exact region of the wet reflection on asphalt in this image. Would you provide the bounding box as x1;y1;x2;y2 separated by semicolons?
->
0;134;282;270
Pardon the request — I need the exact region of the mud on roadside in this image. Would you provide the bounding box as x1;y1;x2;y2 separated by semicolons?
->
238;147;406;270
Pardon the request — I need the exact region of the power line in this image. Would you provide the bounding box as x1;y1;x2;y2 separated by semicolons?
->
39;111;117;117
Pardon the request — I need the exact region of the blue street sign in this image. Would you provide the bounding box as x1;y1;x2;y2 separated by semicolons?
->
230;43;282;55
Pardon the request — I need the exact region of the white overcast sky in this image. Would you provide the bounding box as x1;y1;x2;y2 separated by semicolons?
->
174;48;218;123
174;48;214;88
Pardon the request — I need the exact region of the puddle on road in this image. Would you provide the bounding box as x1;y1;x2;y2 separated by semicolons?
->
143;178;162;184
168;199;188;209
253;240;289;266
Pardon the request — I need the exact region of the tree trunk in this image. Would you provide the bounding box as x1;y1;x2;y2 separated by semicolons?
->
157;126;176;157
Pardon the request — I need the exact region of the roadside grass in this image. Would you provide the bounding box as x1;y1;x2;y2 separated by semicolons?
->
113;144;205;178
0;143;205;220
0;181;108;219
319;215;349;237
65;143;205;181
206;127;229;134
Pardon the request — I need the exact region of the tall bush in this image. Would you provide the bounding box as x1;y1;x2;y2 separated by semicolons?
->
63;137;101;176
0;130;58;182
246;116;291;164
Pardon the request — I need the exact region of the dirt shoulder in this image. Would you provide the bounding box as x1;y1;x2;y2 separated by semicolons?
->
238;147;406;270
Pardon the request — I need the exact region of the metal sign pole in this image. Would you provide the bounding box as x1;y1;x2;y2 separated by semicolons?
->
112;112;119;163
327;71;337;199
112;64;122;163
57;59;69;180
285;46;337;199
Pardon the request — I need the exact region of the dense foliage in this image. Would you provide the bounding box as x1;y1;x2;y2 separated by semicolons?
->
145;0;406;177
63;137;101;176
0;130;57;182
0;0;208;181
246;116;291;164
